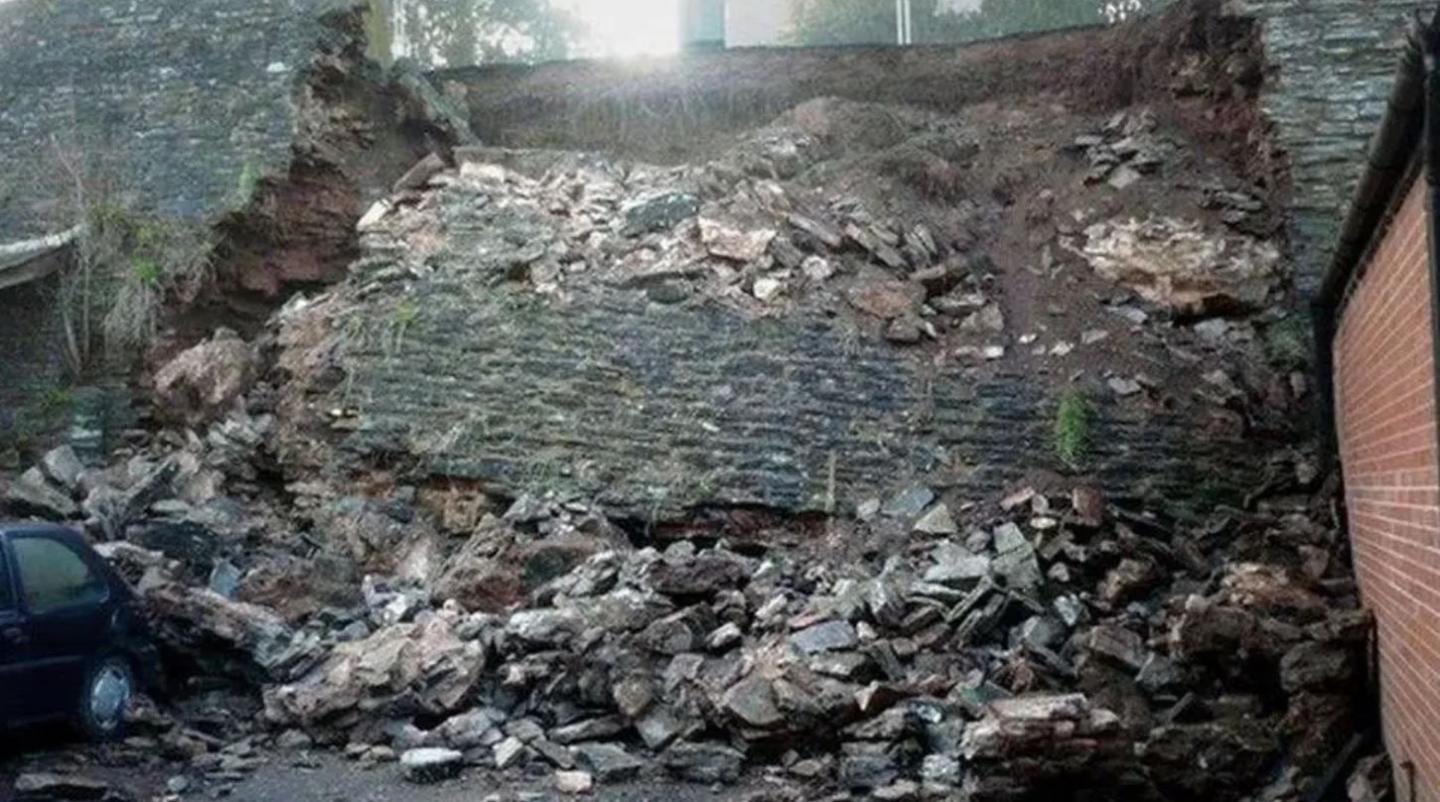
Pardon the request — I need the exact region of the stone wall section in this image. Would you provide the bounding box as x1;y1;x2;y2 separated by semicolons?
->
0;0;348;238
1240;0;1427;294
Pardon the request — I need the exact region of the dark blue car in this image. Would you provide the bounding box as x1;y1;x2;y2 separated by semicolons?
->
0;523;160;740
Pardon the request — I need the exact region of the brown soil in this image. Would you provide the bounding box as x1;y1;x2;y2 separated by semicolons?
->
172;9;459;342
432;0;1271;187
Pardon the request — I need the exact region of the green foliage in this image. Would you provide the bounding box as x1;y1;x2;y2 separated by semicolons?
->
1264;318;1310;369
1053;389;1092;471
1;385;75;456
130;258;163;288
234;161;263;207
386;298;421;352
87;205;212;358
42;135;209;373
33;387;75;420
393;299;420;327
396;0;584;66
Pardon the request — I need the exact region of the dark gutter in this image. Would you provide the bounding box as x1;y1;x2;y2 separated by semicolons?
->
1425;18;1440;523
1313;11;1436;465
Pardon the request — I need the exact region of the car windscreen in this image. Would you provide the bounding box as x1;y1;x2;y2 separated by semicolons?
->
11;535;107;614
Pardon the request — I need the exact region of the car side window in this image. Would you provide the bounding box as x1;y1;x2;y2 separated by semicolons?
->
11;536;106;614
0;544;13;611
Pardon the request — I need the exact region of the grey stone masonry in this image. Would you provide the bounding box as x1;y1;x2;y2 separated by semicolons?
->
1236;0;1428;295
335;287;1260;521
0;0;355;239
0;273;66;421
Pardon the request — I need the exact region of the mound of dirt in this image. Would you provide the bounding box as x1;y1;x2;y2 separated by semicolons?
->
263;90;1300;523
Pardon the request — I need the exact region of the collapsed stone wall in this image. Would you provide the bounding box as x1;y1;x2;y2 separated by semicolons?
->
333;290;1257;520
0;4;1392;797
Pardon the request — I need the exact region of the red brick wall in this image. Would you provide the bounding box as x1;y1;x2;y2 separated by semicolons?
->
1335;174;1440;802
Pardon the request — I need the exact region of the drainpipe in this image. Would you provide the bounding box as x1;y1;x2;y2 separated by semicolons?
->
1423;20;1440;478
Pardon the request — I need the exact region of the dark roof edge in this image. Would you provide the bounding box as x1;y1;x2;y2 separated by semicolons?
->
1317;12;1434;309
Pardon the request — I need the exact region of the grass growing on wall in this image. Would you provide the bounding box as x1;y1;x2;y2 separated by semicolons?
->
1053;389;1092;471
47;137;213;374
93;204;213;357
1264;317;1310;370
0;385;75;459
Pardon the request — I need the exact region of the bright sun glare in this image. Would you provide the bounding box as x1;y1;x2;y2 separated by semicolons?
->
565;0;680;58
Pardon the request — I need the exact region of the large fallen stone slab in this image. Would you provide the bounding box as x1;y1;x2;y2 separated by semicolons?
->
1072;216;1281;316
263;611;484;732
3;467;78;519
12;772;118;802
295;288;1259;520
152;329;258;425
97;542;320;682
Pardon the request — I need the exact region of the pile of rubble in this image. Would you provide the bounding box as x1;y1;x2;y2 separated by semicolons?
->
5;425;1366;800
351;99;1007;350
0;92;1356;801
288;482;1364;801
346;100;1285;354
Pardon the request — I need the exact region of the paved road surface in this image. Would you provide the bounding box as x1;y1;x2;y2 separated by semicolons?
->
1;742;784;802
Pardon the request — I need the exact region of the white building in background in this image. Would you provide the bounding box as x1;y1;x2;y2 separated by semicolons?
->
722;0;795;48
719;0;955;48
680;0;726;48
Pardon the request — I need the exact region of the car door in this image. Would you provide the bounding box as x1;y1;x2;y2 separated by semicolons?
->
0;537;34;721
8;532;112;721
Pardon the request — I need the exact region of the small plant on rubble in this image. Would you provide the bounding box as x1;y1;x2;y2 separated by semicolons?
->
234;161;263;207
386;298;421;353
1264;317;1310;370
1053;389;1092;471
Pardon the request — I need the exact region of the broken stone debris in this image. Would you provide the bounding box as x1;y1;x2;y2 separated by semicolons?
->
1074;109;1171;188
1071;216;1282;317
0;404;1362;802
151;328;259;425
12;772;119;802
0;70;1343;802
248;87;1306;528
400;747;464;784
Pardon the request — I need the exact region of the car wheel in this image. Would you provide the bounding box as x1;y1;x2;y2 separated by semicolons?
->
76;656;135;741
